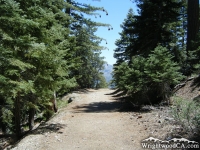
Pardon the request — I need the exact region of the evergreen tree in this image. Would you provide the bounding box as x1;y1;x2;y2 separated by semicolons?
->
112;1;185;105
187;0;199;53
191;5;200;74
0;0;110;137
90;52;107;88
114;8;136;65
185;0;200;75
144;46;184;103
132;0;182;57
0;0;40;137
112;46;184;104
95;73;108;89
0;0;78;135
71;19;108;88
112;62;131;92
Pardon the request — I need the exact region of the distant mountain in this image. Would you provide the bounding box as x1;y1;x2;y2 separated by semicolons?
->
102;64;113;83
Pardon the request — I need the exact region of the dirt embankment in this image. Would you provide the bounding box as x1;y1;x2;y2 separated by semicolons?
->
8;89;180;150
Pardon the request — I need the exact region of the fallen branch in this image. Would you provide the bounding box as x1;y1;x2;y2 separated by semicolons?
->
173;77;195;93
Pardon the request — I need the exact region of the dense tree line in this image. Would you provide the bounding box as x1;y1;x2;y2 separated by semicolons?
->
112;0;200;104
0;0;108;138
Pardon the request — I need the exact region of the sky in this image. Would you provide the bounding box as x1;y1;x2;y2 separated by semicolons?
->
80;0;138;65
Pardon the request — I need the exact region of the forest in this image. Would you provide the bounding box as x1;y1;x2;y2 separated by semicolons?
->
0;0;200;142
112;0;200;104
0;0;109;138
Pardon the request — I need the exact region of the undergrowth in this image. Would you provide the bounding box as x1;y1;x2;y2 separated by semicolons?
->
57;98;68;109
171;96;200;133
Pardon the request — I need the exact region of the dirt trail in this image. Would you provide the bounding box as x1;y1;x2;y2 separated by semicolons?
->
11;89;160;150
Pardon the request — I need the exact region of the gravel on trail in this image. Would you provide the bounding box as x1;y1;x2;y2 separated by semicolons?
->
10;89;174;150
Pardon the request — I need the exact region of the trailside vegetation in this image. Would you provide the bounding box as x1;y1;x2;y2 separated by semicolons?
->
0;0;109;138
112;0;200;105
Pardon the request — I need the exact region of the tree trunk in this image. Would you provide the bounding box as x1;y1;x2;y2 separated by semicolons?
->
0;107;6;133
53;91;57;113
14;95;21;139
28;108;35;130
187;0;199;53
0;96;6;133
66;0;71;15
44;91;57;120
181;0;187;49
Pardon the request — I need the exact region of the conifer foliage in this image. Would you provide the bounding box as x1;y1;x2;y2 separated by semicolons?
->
0;0;108;138
113;46;184;104
113;0;190;105
114;8;136;65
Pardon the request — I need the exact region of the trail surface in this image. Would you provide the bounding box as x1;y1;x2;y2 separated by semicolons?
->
11;89;160;150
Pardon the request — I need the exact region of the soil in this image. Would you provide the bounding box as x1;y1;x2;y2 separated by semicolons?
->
174;76;200;100
4;89;189;150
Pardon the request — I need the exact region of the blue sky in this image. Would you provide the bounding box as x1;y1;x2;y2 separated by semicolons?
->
80;0;137;65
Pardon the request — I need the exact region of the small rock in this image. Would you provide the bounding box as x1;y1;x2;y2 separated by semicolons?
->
132;113;137;116
137;115;142;119
165;117;173;121
158;120;162;123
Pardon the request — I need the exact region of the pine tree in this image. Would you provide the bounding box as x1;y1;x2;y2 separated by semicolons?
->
71;18;108;88
0;0;111;137
187;0;199;53
112;46;184;105
114;8;136;65
0;0;39;137
191;5;200;74
95;73;108;89
144;46;184;103
132;0;182;57
185;0;200;75
112;62;130;92
112;1;185;105
91;53;107;88
0;0;77;136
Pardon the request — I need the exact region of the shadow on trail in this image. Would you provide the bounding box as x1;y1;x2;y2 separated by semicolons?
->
72;98;146;113
72;101;122;113
111;91;127;97
71;89;152;113
7;123;66;149
104;89;121;95
72;92;144;113
105;89;127;97
32;123;65;135
72;88;94;94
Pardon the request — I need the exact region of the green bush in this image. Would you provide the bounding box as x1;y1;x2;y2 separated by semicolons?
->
171;96;200;132
57;98;68;109
112;46;185;105
144;46;184;101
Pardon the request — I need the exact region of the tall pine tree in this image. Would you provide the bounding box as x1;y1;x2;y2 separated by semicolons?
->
114;8;136;65
132;0;182;57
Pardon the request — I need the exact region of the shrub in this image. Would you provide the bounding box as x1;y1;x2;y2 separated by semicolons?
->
112;46;185;105
144;46;184;102
171;96;200;132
